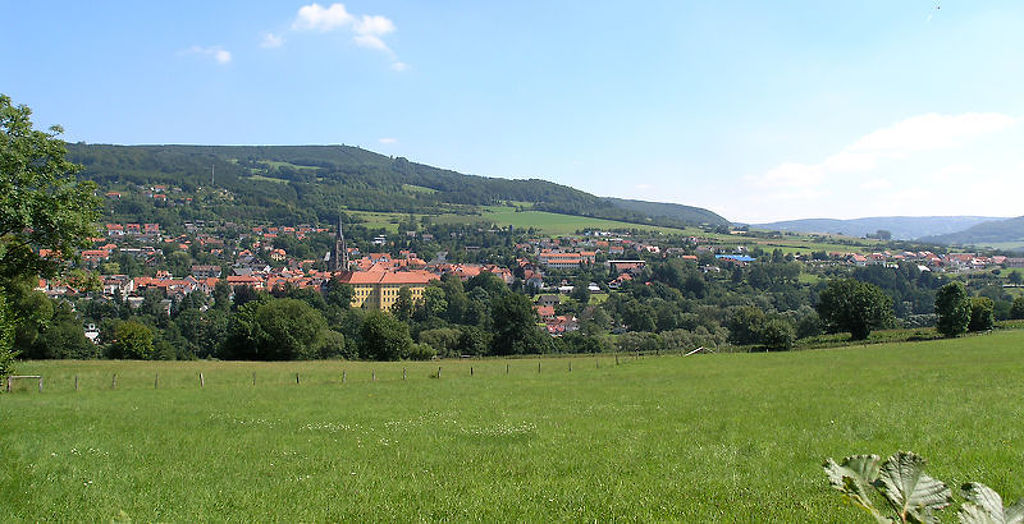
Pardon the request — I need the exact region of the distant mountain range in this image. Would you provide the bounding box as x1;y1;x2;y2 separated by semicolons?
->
921;216;1024;246
753;216;1007;241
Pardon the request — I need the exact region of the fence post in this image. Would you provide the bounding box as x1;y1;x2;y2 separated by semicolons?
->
112;374;117;389
252;372;256;386
155;373;159;389
616;354;619;365
506;363;509;375
470;366;474;376
538;362;541;373
38;377;43;393
438;366;442;379
568;360;572;373
296;373;300;385
372;370;376;382
403;368;407;381
7;375;12;393
74;375;79;391
200;372;205;389
342;370;347;383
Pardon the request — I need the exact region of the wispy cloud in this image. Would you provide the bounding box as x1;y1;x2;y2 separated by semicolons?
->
378;137;398;144
747;112;1018;192
184;45;232;65
261;32;285;49
284;3;405;70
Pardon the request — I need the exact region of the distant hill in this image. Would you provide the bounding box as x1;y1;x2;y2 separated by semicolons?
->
67;143;728;229
602;198;728;228
921;216;1024;246
753;216;1005;240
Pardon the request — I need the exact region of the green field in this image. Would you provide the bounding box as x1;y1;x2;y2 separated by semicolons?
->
435;206;688;236
4;333;1022;521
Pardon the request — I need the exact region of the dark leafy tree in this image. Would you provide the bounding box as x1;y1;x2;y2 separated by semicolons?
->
817;279;894;340
109;320;156;360
490;293;548;355
968;296;994;333
359;311;413;361
1;95;101;374
934;281;970;337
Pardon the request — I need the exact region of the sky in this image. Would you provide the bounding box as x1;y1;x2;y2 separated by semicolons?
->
3;1;1023;223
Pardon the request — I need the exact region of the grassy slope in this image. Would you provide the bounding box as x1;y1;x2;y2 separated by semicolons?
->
4;333;1022;521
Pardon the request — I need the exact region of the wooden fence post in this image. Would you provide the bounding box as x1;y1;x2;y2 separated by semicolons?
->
372;370;376;382
616;354;619;365
200;372;205;388
252;372;256;386
154;373;159;389
506;363;509;375
437;366;442;379
74;375;79;391
403;368;407;381
470;366;474;376
38;377;43;393
568;361;572;372
342;370;347;383
112;374;117;389
296;373;300;385
538;362;541;373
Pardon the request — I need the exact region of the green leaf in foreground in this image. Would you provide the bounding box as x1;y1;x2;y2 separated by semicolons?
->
875;451;952;523
959;482;1024;524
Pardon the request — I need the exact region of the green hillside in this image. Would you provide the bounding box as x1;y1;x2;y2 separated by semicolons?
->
923;215;1024;249
67;144;728;229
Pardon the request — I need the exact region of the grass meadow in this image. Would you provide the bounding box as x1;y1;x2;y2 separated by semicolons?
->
3;332;1023;521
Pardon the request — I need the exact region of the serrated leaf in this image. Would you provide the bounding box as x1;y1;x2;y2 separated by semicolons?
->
825;455;888;520
959;483;1024;524
876;451;952;523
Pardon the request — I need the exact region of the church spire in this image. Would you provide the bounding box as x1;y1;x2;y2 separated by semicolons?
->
330;215;349;272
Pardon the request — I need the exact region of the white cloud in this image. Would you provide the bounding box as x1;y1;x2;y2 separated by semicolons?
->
287;3;404;69
185;45;232;65
848;112;1016;155
292;3;354;32
261;32;285;48
378;137;398;144
748;112;1018;191
730;112;1023;222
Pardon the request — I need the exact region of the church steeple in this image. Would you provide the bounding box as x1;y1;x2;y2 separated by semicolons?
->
330;216;349;272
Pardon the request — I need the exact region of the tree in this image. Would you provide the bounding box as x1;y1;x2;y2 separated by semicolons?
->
817;279;894;340
935;281;970;337
490;293;548;355
1011;296;1024;320
728;306;766;345
1;95;101;283
760;317;796;351
109;321;156;360
1;95;101;375
392;286;415;322
968;296;994;333
221;298;330;360
359;311;413;361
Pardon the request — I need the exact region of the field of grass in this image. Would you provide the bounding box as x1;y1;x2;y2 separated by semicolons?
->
436;206;688;236
4;333;1023;521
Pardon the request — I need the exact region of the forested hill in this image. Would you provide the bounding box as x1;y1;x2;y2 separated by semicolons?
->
921;216;1024;246
67;144;729;228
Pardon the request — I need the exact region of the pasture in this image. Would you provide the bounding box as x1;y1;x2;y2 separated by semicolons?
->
3;332;1023;521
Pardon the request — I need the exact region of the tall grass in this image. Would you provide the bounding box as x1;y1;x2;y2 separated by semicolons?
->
3;333;1023;521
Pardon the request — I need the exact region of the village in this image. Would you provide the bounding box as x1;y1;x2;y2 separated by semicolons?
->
35;206;1024;341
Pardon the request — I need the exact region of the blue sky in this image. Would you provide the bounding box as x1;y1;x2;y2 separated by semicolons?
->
3;1;1023;223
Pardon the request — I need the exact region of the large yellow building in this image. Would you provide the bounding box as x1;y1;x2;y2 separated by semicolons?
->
336;270;438;311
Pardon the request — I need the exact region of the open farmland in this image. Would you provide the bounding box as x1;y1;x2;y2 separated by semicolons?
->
3;333;1023;521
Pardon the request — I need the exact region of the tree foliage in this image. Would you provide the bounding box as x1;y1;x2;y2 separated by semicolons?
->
359;311;413;361
817;279;894;340
935;282;970;338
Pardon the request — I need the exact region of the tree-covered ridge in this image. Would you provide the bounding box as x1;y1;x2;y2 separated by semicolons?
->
66;143;729;228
